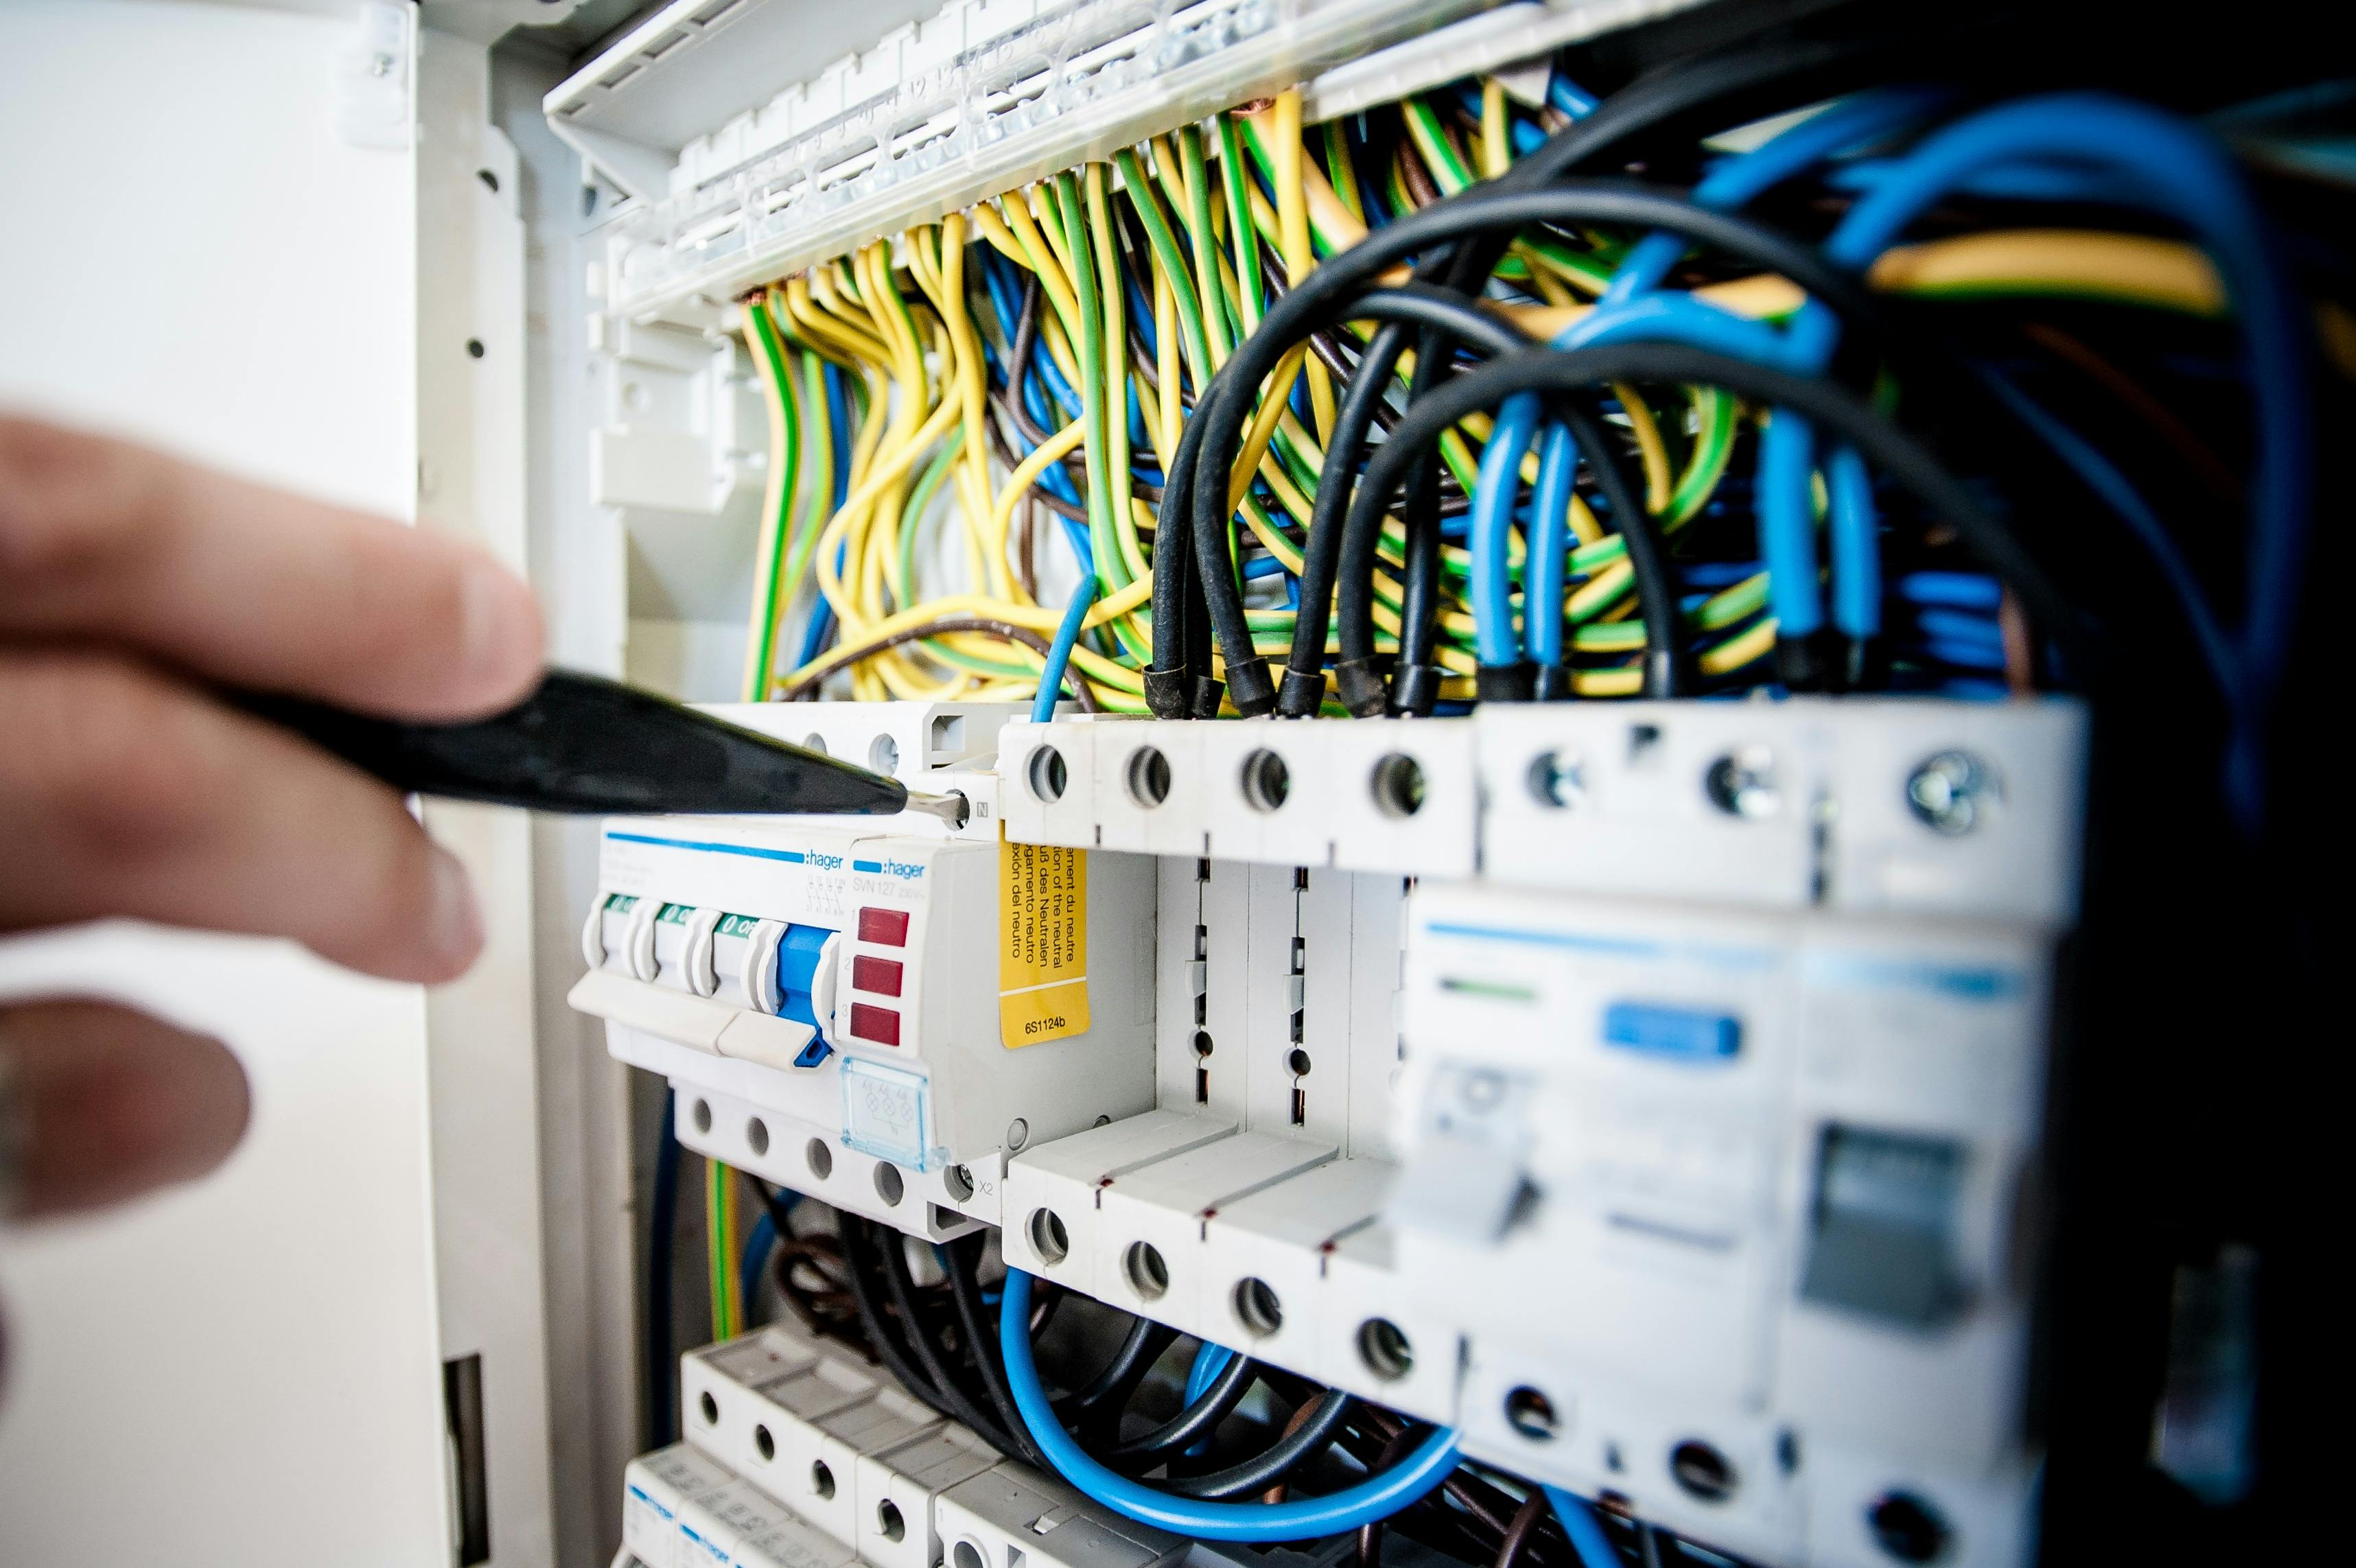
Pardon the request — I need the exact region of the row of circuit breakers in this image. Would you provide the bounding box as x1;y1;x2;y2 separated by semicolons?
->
576;697;2081;1567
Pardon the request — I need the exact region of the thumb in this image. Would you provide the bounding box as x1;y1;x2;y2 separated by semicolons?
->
1;998;250;1221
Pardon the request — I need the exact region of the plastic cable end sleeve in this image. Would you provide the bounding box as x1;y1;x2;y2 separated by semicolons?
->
1142;666;1191;718
1333;657;1390;717
1475;662;1537;703
1274;666;1329;718
1223;655;1277;718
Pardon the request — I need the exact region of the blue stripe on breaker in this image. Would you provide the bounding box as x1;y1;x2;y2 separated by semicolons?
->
605;831;807;863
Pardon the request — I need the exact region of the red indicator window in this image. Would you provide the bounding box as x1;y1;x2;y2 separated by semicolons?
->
848;1003;901;1046
852;955;904;997
858;906;910;946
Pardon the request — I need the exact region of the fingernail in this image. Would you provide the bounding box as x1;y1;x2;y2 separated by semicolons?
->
430;850;485;973
459;558;541;702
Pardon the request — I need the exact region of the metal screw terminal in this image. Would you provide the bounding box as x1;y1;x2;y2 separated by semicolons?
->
1907;751;1998;836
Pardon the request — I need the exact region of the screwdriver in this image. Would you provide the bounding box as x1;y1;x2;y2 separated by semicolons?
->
233;669;972;825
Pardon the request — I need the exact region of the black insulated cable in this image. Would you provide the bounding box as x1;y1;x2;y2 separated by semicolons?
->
1279;286;1530;716
1180;189;1882;710
942;1236;1045;1467
1101;1348;1260;1468
1556;401;1686;698
1163;1388;1359;1499
1054;1315;1181;1442
872;1219;1020;1453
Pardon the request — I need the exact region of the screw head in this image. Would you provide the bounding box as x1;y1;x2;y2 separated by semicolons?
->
369;51;395;78
1907;751;1998;836
1705;745;1781;819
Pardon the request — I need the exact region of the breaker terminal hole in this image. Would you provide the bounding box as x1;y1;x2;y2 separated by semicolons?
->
698;1390;719;1426
1504;1386;1559;1441
1239;749;1291;812
1126;747;1172;808
1026;745;1069;803
747;1117;770;1156
805;1138;835;1181
1028;1208;1069;1264
1670;1440;1737;1503
1357;1318;1413;1381
869;734;901;774
1123;1241;1170;1300
874;1163;905;1206
692;1099;713;1134
803;733;829;756
877;1501;907;1543
945;1164;975;1202
1287;1049;1311;1077
810;1460;837;1499
1371;753;1426;817
754;1424;775;1461
953;1543;985;1568
1233;1277;1284;1337
1867;1491;1949;1563
929;1204;959;1230
1193;1031;1215;1057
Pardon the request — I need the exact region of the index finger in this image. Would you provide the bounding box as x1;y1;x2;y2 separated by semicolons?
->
0;415;543;720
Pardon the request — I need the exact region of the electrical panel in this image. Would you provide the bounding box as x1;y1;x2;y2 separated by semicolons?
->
526;0;2313;1562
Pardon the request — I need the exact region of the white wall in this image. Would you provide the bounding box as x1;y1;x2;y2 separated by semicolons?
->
0;3;451;1563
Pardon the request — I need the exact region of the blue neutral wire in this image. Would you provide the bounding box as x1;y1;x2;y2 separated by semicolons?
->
1526;423;1580;665
1547;71;1600;120
1184;1342;1236;1403
1034;578;1099;723
1180;1343;1237;1458
1597;89;1947;641
1604;90;1947;305
1780;93;2311;821
1478;293;1809;662
996;1269;1459;1541
1541;1486;1622;1568
1471;391;1543;664
1900;571;2001;609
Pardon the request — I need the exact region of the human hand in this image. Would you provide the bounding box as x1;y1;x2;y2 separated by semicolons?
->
0;414;543;1245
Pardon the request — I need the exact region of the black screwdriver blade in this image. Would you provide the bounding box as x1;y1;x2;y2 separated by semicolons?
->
235;670;911;817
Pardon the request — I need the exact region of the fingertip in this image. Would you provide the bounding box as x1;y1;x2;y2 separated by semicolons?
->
1;1001;253;1220
454;555;545;716
423;845;486;981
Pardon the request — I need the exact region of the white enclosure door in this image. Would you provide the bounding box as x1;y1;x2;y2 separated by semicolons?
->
0;3;452;1565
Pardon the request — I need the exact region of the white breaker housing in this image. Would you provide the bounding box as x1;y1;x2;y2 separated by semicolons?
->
570;702;1156;1235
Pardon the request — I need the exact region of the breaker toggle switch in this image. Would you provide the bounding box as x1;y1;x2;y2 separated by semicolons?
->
740;919;841;1067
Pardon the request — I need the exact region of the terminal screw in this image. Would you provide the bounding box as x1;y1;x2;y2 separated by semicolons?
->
1906;751;1998;836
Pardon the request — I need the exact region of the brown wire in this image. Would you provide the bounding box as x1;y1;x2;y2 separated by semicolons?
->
1998;585;2036;697
775;616;1101;709
1494;1490;1549;1568
1396;134;1443;209
2019;320;2242;508
1355;1427;1424;1568
1007;272;1055;447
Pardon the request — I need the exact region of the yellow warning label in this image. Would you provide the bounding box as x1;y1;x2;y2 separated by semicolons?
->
999;838;1090;1048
